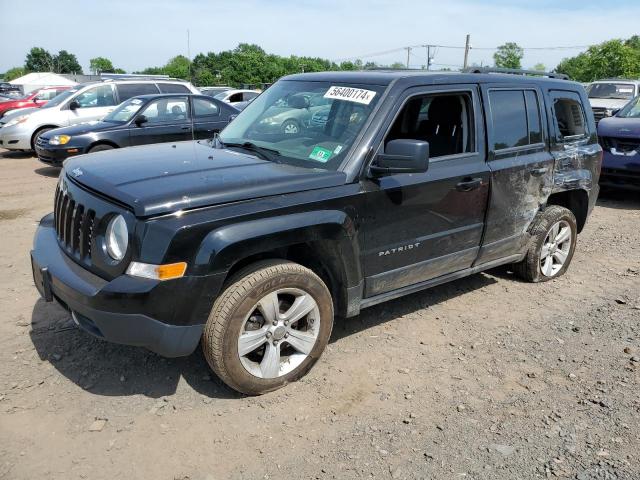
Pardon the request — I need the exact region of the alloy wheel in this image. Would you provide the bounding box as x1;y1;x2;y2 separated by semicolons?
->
540;220;572;277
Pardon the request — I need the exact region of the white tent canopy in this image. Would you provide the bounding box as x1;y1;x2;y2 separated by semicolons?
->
9;72;77;94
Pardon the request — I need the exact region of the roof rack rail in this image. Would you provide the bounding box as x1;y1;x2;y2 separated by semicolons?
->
462;67;569;80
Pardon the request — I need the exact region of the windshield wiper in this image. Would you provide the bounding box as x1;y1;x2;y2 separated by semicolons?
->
222;141;281;162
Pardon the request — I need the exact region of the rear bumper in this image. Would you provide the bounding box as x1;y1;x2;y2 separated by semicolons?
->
31;214;224;357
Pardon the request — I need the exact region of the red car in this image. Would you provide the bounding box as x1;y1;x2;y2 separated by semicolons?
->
0;86;71;118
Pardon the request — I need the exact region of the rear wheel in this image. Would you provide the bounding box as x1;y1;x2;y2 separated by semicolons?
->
88;144;114;153
202;260;334;395
513;205;577;282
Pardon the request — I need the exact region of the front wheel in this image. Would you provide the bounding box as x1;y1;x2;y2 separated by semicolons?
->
202;260;334;395
513;205;577;282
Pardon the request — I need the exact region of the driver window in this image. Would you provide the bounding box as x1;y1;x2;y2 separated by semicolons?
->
385;93;474;158
141;98;189;124
74;85;116;108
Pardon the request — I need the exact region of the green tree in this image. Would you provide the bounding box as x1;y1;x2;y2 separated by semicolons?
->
90;57;115;74
493;42;524;69
54;50;82;74
164;55;191;80
533;63;546;71
25;47;53;72
555;38;640;81
3;67;26;81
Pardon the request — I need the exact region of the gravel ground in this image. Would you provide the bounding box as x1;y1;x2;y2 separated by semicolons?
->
0;150;638;480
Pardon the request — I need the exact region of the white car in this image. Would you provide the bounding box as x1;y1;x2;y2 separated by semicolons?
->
587;79;640;124
214;89;260;105
0;79;200;151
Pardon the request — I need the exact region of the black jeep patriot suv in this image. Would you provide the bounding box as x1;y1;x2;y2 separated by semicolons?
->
31;71;602;394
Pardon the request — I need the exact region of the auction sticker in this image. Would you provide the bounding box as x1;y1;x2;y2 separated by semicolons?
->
309;146;333;163
324;86;377;105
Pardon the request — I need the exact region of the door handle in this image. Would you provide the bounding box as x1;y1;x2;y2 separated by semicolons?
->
180;126;191;131
530;167;549;176
455;178;482;192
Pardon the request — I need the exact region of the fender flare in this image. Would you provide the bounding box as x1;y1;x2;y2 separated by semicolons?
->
193;210;362;287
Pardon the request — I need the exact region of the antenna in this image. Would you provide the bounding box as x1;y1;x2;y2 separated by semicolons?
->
187;29;192;83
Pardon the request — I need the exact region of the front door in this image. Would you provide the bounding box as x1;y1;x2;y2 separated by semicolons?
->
129;96;192;146
65;84;117;126
362;86;490;297
475;84;555;264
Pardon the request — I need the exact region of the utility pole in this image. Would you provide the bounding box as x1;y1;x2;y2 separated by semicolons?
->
463;34;471;69
405;47;411;68
423;44;436;70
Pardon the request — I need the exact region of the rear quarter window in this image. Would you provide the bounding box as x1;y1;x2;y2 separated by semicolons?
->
117;83;159;101
488;89;543;151
549;90;587;140
158;83;191;94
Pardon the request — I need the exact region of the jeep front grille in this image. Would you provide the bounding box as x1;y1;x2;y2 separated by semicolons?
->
54;185;96;259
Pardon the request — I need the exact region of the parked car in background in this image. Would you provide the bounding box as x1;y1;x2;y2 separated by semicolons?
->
0;86;70;118
0;82;21;95
252;92;330;134
214;89;260;105
0;79;199;151
200;86;231;97
0;107;38;128
35;94;239;166
587;80;640;124
598;94;640;191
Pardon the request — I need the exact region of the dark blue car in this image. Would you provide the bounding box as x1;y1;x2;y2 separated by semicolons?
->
598;95;640;191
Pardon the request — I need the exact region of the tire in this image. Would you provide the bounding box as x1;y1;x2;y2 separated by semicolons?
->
88;144;114;153
512;205;577;283
281;119;301;135
202;260;334;395
31;127;52;151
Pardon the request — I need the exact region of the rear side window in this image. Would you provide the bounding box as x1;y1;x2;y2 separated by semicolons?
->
489;89;543;151
158;83;191;94
193;97;220;119
550;91;587;139
117;83;159;101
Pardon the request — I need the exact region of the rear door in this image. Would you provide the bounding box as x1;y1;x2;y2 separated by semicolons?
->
362;85;491;297
191;97;230;139
128;96;192;146
475;84;554;264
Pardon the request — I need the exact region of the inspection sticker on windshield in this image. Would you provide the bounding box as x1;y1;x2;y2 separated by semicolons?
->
309;146;333;163
324;86;377;105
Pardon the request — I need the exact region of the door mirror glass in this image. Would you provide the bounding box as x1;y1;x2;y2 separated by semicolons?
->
370;139;430;176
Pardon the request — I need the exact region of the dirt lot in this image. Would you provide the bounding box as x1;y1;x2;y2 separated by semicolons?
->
0;149;638;480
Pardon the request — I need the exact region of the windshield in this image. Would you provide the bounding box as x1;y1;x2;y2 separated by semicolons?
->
616;95;640;118
219;80;385;170
588;83;636;100
41;87;80;109
103;97;146;123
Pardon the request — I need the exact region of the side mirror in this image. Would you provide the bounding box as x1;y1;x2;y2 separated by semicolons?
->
134;114;148;126
33;98;39;103
288;95;310;109
370;139;430;176
69;100;80;111
228;114;238;123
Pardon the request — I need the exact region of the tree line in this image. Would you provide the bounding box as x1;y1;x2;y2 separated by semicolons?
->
2;38;639;85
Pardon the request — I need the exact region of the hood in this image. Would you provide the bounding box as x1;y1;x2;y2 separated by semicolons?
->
598;116;640;139
589;98;631;109
64;141;347;217
42;121;121;138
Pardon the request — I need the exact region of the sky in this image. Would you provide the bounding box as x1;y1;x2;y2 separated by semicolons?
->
1;0;639;74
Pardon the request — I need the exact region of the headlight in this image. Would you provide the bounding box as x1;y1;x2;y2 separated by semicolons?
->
3;115;29;128
105;215;128;261
49;134;71;145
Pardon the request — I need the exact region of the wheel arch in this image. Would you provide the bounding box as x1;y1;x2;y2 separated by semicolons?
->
88;140;119;151
193;211;362;317
546;189;589;233
30;125;61;149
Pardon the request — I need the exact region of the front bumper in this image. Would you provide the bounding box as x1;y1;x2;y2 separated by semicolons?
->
35;143;84;166
0;125;31;150
31;214;224;357
600;150;640;191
